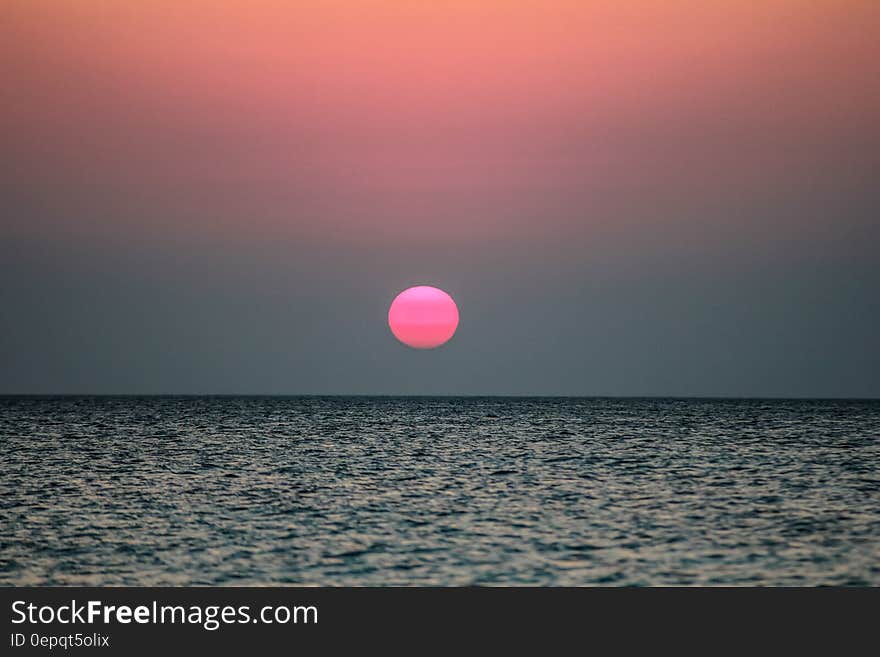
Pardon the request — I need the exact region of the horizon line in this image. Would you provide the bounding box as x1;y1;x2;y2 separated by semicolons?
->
1;393;878;401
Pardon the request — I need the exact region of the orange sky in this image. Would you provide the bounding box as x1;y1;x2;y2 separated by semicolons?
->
2;2;879;396
3;1;879;245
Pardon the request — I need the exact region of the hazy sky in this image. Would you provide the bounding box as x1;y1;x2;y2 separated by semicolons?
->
2;1;878;395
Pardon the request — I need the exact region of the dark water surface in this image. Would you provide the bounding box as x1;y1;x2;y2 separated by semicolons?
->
1;396;878;585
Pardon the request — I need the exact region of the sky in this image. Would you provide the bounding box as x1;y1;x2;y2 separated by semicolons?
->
1;1;878;396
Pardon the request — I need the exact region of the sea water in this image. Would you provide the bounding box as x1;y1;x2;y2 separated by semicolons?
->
1;396;878;585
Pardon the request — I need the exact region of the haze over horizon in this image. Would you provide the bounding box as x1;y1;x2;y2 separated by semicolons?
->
2;1;878;397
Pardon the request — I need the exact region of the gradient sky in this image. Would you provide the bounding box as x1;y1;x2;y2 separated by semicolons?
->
2;1;878;395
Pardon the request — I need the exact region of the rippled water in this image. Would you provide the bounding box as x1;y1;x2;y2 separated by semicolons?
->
1;396;879;585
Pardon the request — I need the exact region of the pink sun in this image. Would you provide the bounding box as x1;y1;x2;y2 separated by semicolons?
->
388;286;459;349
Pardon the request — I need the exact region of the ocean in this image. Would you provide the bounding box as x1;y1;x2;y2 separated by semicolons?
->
1;396;878;585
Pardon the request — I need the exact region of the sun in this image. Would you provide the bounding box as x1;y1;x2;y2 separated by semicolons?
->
388;286;459;349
